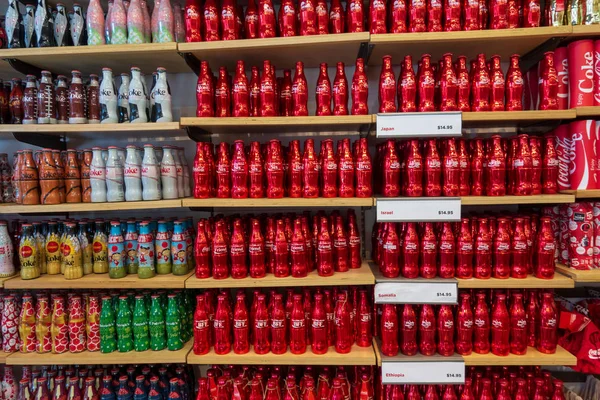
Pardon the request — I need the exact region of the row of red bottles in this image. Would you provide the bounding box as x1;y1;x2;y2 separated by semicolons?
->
195;365;374;400
194;210;362;279
373;214;556;280
378;289;558;357
379;52;557;113
193;138;372;199
375;135;558;198
193;287;373;356
196;59;369;117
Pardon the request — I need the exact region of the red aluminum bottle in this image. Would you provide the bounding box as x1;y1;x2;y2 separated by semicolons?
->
215;67;231;117
402;222;419;278
437;304;454;356
439;222;455;278
232;61;250;117
406;386;421;400
311;293;328;354
249;67;260;116
463;0;480;29
398;55;417;112
214;294;231;354
194;294;210;354
506;55;524;111
211;220;229;279
399;304;417;355
405;139;423;197
471;54;491;111
455;56;471;111
289;294;306;354
316;373;330;400
253;294;270;354
493;218;511;279
389;0;407;32
231;140;248;199
299;0;318;35
194;143;211;199
456;293;474;355
510;292;527;355
420;222;438;278
529;136;542;194
301;215;315;271
279;0;297;36
538;52;559;110
511;218;529;278
280;69;293;116
195;220;211;278
443;386;457;400
496;380;511;400
334;292;353;354
266;140;284;198
347;211;361;268
491;294;510;356
356;290;372;347
203;0;220;40
526;290;539;347
382;140;401;197
489;55;505;111
440;53;458;111
475;218;492;279
409;0;426;31
381;223;400;278
317;217;334;276
369;0;387;33
542;134;558;194
321;139;338;198
303;139;319;198
473;292;490;354
287;140;302;198
428;0;443;31
245;0;258;38
486;135;506;196
274;219;290;277
418;304;436;356
512;134;532;196
460;380;476;400
379;56;397;113
292;61;309;116
355;138;373;197
315;0;328;34
260;61;276;116
291;219;308;277
258;0;276;37
523;0;541;26
423;385;438;400
490;0;508;28
221;0;238;39
479;380;493;400
329;0;345;33
538;292;557;354
380;304;398;356
551;381;565;400
418;54;436;111
196;61;215;117
444;0;461;30
333;216;349;272
507;0;519;28
248;219;266;278
456;218;474;279
230;219;248;279
265;217;276;273
333;62;349;115
316;63;332;116
457;139;470;195
185;0;202;42
346;0;365;32
216;142;231;198
443;138;460;196
248;142;264;198
535;217;555;279
233;293;250;354
352;58;369;115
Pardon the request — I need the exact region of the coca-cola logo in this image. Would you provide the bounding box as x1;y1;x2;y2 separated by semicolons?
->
130;88;142;97
463;319;473;328
491;319;503;328
474;318;486;327
383;321;395;330
405;243;417;251
101;89;114;97
93;241;104;253
271;319;284;328
497;243;510;251
124;167;139;175
213;245;227;255
404;320;414;329
444;320;453;329
460;243;473;252
408;159;421;169
90;169;104;177
233;319;247;329
312;319;325;328
578;51;594;95
516;319;526;328
70;92;84;100
161;166;174;174
546;318;556;327
421;320;431;329
20;245;33;258
291;319;304;328
589;348;600;360
47;241;59;253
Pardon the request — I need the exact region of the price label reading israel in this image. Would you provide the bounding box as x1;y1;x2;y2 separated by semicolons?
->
375;281;458;304
381;361;465;384
376;112;462;138
377;198;461;222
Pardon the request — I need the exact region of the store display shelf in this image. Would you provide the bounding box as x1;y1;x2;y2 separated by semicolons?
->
571;25;600;37
0;43;190;76
178;32;370;70
6;340;193;365
462;345;576;366
0;122;181;135
5;271;193;290
574;106;600;117
0;352;12;364
183;197;374;208
461;110;576;123
373;338;462;367
368;26;571;65
555;263;600;283
185;261;374;288
0;275;16;288
460;194;575;205
560;189;600;199
187;344;376;365
456;272;574;289
0;199;183;214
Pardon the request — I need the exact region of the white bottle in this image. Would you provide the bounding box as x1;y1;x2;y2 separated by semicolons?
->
152;67;173;122
124;145;142;201
105;146;124;202
141;144;161;201
0;221;14;277
99;68;119;124
117;148;126;166
160;146;178;199
154;146;163;194
118;73;130;123
172;147;184;198
90;147;107;203
129;67;148;123
179;148;191;197
141;71;151;121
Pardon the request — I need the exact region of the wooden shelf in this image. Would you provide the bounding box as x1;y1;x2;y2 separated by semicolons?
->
457;273;574;289
0;275;16;288
575;106;600;117
460;194;575;205
373;338;462;367
178;32;370;70
6;340;193;365
0;43;191;76
560;189;600;199
0;199;183;214
183;197;374;208
461;110;576;123
180;115;374;134
5;271;193;290
571;25;600;37
185;261;374;288
369;27;572;66
463;345;576;366
555;263;600;283
187;343;376;365
0;352;13;364
0;122;181;136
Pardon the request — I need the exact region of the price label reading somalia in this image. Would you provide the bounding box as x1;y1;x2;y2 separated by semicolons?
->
377;198;461;222
375;282;458;304
381;361;465;384
376;112;462;138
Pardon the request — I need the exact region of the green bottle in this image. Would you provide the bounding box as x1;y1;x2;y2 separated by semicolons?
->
176;292;188;343
149;294;166;351
132;294;150;352
99;296;117;353
165;293;183;351
116;295;134;352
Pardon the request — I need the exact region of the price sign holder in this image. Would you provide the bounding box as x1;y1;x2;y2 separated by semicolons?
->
376;112;462;138
376;197;461;222
380;353;465;385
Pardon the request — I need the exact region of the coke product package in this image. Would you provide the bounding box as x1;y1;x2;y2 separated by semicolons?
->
568;40;595;108
554;46;569;110
569;120;597;190
567;203;595;270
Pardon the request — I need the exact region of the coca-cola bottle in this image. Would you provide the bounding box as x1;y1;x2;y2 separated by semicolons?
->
196;61;214;117
232;61;250;117
439;53;458;111
402;222;419;278
398;55;416;112
351;58;369;115
292;61;309;116
400;304;417;355
473;292;490;354
456;218;473;279
230;219;247;279
471;54;491;111
405;139;423;197
254;293;270;354
475;218;492;279
290;294;306;354
380;304;398;356
512;218;529;279
382;140;400;197
334;292;352;354
193;294;210;354
311;293;328;354
211;220;229;279
491;293;510;356
333;62;349;115
456;293;473;355
420;222;437;278
418;55;435;111
213;294;231;354
274;219;289;277
489;55;505;111
315;63;332;116
266;140;284;198
510;292;527;355
260;61;276;116
538;52;558;110
538;292;557;354
493;218;511;279
317;217;334;277
437;304;454;356
506;54;524;111
321;139;337;198
418;304;436;355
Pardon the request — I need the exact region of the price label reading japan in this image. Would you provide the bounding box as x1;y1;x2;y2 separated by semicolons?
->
375;281;458;304
377;198;461;222
376;112;462;138
381;361;465;384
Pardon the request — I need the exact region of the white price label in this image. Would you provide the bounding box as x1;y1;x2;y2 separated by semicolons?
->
376;112;462;138
381;361;465;384
375;281;458;304
376;198;461;222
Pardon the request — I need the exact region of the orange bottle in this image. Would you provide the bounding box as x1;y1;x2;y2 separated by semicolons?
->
52;150;65;203
39;149;60;205
65;150;82;203
20;150;40;205
81;150;92;203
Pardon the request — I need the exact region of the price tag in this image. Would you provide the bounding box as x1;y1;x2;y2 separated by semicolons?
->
376;112;462;138
374;281;458;304
381;360;465;384
376;198;461;222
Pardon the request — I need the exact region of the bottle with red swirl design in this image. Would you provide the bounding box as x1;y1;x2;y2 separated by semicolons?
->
347;0;365;32
213;294;231;354
529;136;542;194
475;217;492;279
279;0;297;36
249;66;260;116
211;220;229;279
316;63;332;116
379;55;397;113
491;293;510;356
398;55;417;112
420;222;437;278
260;61;276;116
221;0;237;39
196;61;214;117
369;0;387;33
456;293;473;355
316;0;328;34
381;223;400;278
317;217;334;277
258;0;276;37
419;304;436;356
510;292;528;355
244;0;258;37
523;0;541;26
399;304;416;355
389;0;407;32
471;54;491;111
439;53;458;111
438;304;454;356
355;138;372;198
409;0;426;31
202;0;220;40
292;61;309;116
493;217;511;278
380;304;398;356
230;219;247;279
248;219;265;278
232;61;249;117
338;138;354;198
302;139;319;198
215;67;230;117
505;55;524;111
444;0;461;30
439;222;455;278
287;140;302;198
455;56;470;111
402;222;419;278
473;292;490;354
418;54;436;111
329;0;345;33
538;51;559;110
382;140;400;197
299;0;317;35
320;139;338;198
456;218;473;279
442;138;460;196
490;0;508;28
489;55;505;111
232;293;249;354
404;139;423;197
486;135;506;196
